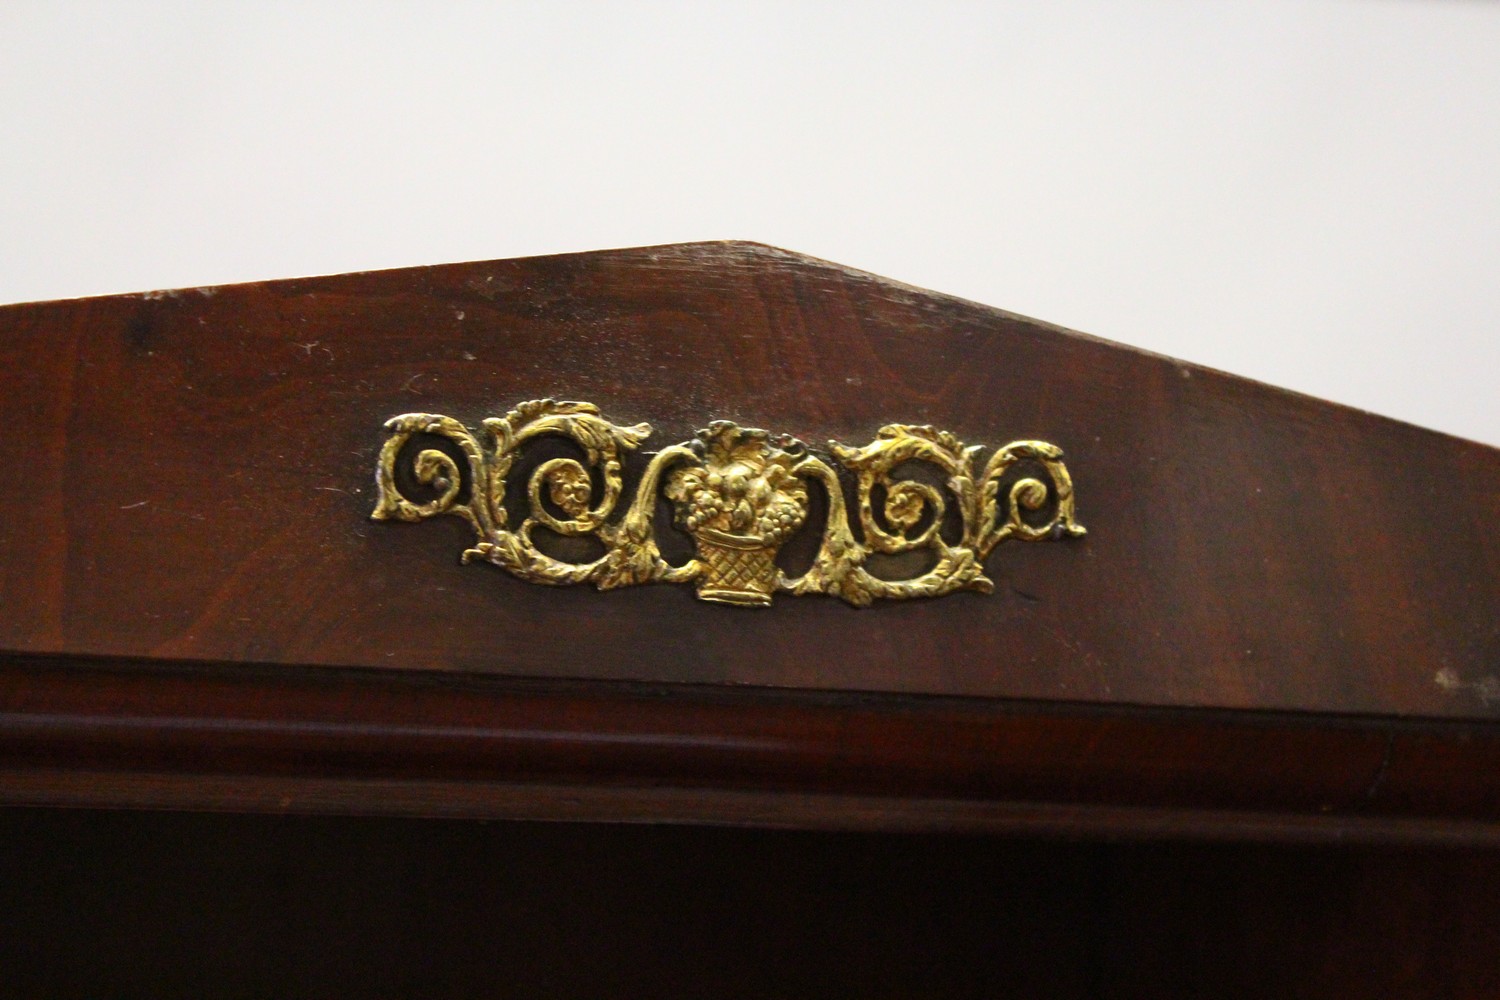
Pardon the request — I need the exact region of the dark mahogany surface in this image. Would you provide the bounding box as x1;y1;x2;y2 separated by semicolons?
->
1;243;1498;838
0;241;1495;720
3;655;1500;840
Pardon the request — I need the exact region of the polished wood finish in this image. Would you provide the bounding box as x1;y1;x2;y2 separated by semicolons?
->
0;242;1495;717
3;655;1500;842
4;245;1499;996
0;242;1497;839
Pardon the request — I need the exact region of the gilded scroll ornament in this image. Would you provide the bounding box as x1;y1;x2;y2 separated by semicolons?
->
372;400;1084;608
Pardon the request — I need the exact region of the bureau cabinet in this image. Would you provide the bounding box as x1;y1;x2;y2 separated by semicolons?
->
1;243;1497;996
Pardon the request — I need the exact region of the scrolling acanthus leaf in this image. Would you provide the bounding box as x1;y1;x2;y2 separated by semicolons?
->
373;399;1084;608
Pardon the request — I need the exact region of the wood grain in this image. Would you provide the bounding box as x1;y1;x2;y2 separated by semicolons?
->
0;242;1497;835
3;655;1499;840
0;242;1494;719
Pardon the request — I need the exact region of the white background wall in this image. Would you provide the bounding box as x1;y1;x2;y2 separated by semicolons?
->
2;1;1496;444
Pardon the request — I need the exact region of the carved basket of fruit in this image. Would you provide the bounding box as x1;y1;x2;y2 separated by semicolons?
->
665;422;809;606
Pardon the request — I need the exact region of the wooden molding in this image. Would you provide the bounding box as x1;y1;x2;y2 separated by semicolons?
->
1;242;1496;838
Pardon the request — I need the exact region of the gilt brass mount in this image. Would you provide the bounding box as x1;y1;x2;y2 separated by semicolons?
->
372;400;1084;607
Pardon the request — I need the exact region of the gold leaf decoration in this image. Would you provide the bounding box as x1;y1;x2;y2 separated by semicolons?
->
373;399;1084;608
